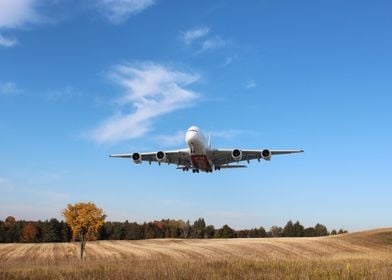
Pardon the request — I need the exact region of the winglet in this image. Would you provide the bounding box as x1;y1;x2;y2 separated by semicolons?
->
208;133;212;149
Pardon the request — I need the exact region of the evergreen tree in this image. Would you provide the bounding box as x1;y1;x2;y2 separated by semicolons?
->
41;219;62;242
283;221;295;237
269;226;283;237
293;221;305;237
314;223;328;236
218;225;236;238
124;222;143;240
304;227;315;237
192;218;206;238
205;225;215;238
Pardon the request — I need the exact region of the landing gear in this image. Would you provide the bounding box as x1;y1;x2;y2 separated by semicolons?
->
192;169;200;173
182;167;189;172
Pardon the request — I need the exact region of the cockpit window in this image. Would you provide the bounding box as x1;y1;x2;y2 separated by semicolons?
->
189;129;198;132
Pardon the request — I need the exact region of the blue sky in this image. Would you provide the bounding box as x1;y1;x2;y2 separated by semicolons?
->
1;0;391;231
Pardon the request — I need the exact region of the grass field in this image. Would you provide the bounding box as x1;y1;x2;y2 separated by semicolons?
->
1;228;391;279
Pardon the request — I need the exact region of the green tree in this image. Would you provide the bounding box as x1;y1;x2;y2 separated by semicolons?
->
144;222;156;239
192;218;206;238
283;221;295;237
269;226;283;237
304;227;315;237
314;223;328;236
205;225;215;238
218;225;236;238
124;222;143;240
41;219;62;242
338;229;348;234
293;221;305;237
111;222;126;240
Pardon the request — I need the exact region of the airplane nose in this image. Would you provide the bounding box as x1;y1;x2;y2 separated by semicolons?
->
186;131;195;145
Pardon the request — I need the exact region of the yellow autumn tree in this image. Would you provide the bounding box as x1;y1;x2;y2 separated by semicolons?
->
62;202;105;259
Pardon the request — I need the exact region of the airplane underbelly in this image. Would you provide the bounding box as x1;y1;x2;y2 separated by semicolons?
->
190;155;212;171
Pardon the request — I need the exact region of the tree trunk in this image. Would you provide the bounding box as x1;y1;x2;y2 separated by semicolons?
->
80;233;86;260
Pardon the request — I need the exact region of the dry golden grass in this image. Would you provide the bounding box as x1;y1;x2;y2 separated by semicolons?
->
1;228;392;279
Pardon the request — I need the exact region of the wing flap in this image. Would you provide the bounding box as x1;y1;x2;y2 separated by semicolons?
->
219;165;247;169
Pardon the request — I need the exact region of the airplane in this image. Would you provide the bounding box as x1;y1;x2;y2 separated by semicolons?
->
110;126;304;173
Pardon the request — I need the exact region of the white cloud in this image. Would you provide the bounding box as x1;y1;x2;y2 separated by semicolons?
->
0;34;18;47
245;80;257;89
91;62;200;143
0;0;43;46
182;26;210;45
97;0;155;24
0;82;23;95
181;26;227;55
0;0;41;29
197;36;226;54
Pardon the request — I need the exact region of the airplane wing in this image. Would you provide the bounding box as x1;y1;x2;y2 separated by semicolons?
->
208;149;304;166
110;149;192;167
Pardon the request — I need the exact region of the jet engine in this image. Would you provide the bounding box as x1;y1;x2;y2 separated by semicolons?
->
261;149;271;160
156;151;166;162
132;153;142;164
231;149;242;161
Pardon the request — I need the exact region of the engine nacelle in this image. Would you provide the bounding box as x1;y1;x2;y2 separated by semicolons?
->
231;149;242;161
261;149;271;160
132;153;142;164
156;151;166;162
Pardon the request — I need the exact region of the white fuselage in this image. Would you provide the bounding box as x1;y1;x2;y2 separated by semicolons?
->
185;126;213;171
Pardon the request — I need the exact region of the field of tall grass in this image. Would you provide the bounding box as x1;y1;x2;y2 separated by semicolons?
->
1;228;391;279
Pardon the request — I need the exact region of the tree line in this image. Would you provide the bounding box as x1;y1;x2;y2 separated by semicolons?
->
0;216;348;243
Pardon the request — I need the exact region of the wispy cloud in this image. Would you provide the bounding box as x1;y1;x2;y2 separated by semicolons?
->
0;0;43;46
182;26;210;45
91;62;200;144
0;34;18;47
196;36;226;54
97;0;155;24
245;80;257;89
157;131;185;147
0;0;41;29
0;82;23;95
181;26;226;54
